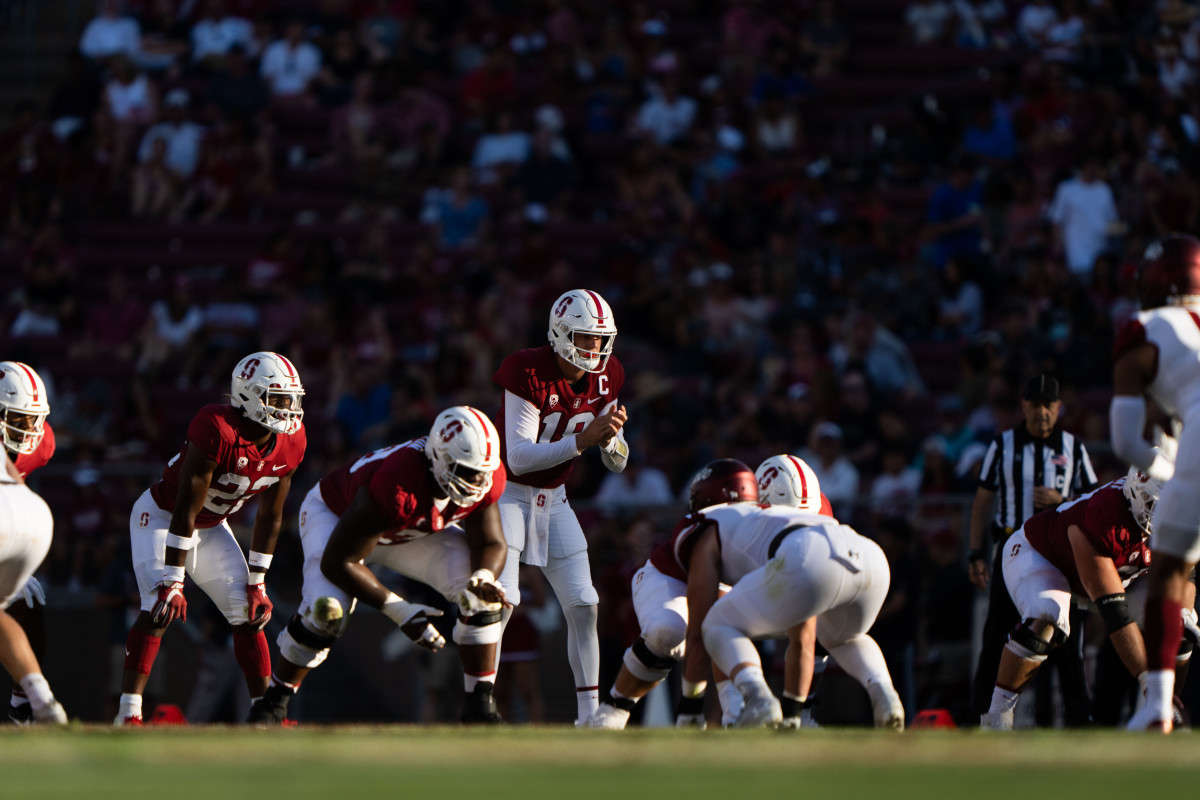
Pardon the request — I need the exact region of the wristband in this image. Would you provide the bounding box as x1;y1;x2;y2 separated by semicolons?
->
968;548;986;563
248;551;273;569
248;573;266;586
677;695;705;715
162;565;186;583
165;534;196;551
681;679;708;698
381;592;412;626
469;568;496;584
1096;592;1134;634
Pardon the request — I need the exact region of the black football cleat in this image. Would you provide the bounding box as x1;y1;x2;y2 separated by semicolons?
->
461;682;503;724
248;684;293;726
8;703;32;725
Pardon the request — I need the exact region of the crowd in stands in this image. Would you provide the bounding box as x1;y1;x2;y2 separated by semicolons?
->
2;0;1199;721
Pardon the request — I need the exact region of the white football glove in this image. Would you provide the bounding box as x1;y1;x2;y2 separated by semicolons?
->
17;577;45;609
381;594;445;651
1183;607;1200;646
459;569;506;615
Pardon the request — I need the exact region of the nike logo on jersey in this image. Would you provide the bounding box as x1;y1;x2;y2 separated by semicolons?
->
586;397;601;404
272;465;288;471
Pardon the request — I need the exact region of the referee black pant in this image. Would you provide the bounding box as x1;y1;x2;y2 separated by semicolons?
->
969;539;1092;726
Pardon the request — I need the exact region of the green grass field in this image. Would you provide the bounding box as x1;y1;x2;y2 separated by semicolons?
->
2;726;1197;798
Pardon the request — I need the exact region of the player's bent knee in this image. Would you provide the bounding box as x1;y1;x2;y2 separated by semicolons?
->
623;636;676;683
1006;617;1066;663
643;617;686;659
568;585;599;607
453;609;503;646
277;613;337;669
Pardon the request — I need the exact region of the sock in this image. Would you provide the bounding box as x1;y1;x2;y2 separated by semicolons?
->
733;666;765;690
269;674;299;693
233;630;271;682
1142;670;1175;719
1146;599;1184;671
10;689;29;708
562;603;600;722
608;687;637;712
718;680;743;715
576;686;600;722
17;674;53;713
118;693;143;719
988;685;1020;714
124;628;163;676
464;671;496;693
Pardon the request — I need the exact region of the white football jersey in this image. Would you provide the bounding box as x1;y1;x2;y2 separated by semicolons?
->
696;503;862;585
1137;305;1200;420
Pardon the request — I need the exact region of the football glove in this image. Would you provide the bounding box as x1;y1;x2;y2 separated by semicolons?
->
151;581;187;626
246;582;273;630
382;595;445;651
459;568;507;615
16;576;45;609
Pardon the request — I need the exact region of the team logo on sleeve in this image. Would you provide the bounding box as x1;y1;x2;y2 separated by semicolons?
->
237;457;249;470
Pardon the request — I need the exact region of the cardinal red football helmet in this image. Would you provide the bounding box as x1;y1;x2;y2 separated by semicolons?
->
688;458;759;512
1140;233;1200;308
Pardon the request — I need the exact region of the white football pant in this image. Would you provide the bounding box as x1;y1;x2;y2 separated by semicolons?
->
1001;526;1073;637
0;484;53;610
1152;417;1200;563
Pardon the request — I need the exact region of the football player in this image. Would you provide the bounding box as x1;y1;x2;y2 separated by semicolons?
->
691;500;904;729
980;469;1182;729
493;289;628;724
588;459;758;730
248;406;510;724
755;454;833;729
1110;233;1200;731
0;361;53;723
0;452;66;724
116;352;306;725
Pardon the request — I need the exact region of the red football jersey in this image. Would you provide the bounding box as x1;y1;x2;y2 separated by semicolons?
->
318;437;507;545
493;345;625;489
13;422;54;478
150;404;307;529
1021;480;1150;596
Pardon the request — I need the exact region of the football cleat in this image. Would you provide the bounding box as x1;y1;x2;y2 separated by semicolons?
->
114;714;144;727
1126;702;1172;734
460;682;503;724
8;703;32;725
736;681;782;729
586;703;630;730
868;684;905;731
34;701;67;725
980;710;1014;731
248;684;293;726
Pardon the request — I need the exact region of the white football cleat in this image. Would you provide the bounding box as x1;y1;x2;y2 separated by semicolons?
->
980;710;1014;730
736;681;782;728
868;684;905;731
34;701;67;725
585;703;630;730
1126;703;1172;733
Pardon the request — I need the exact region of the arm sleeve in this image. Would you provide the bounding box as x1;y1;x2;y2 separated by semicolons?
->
503;390;581;475
1110;395;1175;481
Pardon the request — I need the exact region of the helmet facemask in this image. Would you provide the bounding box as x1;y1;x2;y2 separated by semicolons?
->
425;406;501;507
231;352;305;435
1123;466;1163;537
1;407;46;456
433;459;493;507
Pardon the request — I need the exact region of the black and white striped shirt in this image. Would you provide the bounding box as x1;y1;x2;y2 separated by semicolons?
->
977;426;1099;533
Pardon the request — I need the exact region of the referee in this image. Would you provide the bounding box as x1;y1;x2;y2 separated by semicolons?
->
967;374;1099;725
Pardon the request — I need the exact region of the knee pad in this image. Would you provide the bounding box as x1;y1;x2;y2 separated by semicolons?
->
453;609;503;646
623;636;677;683
566;584;599;607
642;614;687;662
1006;618;1066;663
303;595;351;638
276;613;337;670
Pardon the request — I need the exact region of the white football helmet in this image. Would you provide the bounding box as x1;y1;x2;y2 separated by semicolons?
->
230;352;305;435
1123;465;1165;536
756;454;822;512
548;289;617;373
425;406;502;506
0;362;49;456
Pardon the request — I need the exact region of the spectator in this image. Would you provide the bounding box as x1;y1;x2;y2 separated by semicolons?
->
905;1;952;46
136;0;190;73
334;362;392;449
471;110;532;180
74;272;146;362
830;311;926;399
47;50;103;141
801;0;849;77
316;28;370;107
207;45;269;120
1017;0;1058;48
593;453;675;510
936;255;984;339
799;422;861;520
331;73;383;164
633;75;697;146
62;464;113;591
137;89;204;178
1047;154;1119;277
755;91;801;158
514;128;575;212
191;0;257;67
422;167;490;248
961;101;1016;165
104;55;156;126
129;137;181;218
79;0;141;62
135;278;203;383
1043;0;1086;63
924;154;983;270
750;47;813;106
260;19;322;99
870;445;922;519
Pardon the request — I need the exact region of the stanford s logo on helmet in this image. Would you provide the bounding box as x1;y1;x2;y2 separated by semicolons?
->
688;458;758;512
548;289;617;373
1139;233;1200;308
0;361;49;456
756;455;822;512
230;352;305;435
425;406;501;506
